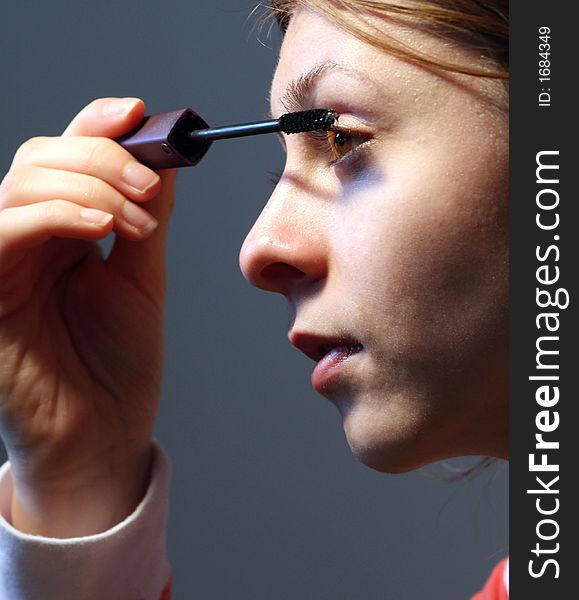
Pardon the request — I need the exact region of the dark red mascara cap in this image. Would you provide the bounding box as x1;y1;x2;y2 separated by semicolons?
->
115;108;212;169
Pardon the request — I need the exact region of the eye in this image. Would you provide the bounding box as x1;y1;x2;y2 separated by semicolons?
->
268;127;372;186
327;129;358;161
308;127;371;166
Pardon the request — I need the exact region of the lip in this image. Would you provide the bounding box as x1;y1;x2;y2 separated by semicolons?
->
289;332;364;392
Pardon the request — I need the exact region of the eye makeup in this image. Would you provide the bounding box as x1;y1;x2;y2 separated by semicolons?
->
267;124;375;187
306;126;373;167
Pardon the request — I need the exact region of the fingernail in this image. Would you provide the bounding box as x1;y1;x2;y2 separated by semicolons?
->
122;161;160;194
104;98;139;118
80;208;114;226
122;201;158;232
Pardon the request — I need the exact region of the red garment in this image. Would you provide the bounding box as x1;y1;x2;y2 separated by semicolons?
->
160;577;172;600
158;562;509;600
471;558;509;600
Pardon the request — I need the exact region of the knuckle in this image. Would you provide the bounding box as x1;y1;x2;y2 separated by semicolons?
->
81;175;118;211
81;137;115;172
36;199;66;224
12;137;48;165
84;97;107;113
84;97;118;116
81;176;104;205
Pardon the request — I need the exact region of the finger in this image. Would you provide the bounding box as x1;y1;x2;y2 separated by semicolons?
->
63;97;145;138
107;169;177;301
1;165;158;240
11;136;160;201
0;200;113;276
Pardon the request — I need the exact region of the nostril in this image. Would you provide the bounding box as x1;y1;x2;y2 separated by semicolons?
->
260;262;305;287
239;230;327;294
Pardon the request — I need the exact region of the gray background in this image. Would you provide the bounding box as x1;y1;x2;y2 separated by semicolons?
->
0;1;508;598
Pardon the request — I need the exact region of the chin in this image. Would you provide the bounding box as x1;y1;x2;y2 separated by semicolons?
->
346;438;428;474
341;409;444;474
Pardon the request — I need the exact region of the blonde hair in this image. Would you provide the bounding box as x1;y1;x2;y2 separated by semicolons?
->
259;0;508;79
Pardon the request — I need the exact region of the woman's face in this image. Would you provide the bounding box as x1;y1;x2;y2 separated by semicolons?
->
239;7;509;472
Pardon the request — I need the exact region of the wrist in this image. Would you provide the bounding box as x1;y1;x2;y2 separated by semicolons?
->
8;444;154;538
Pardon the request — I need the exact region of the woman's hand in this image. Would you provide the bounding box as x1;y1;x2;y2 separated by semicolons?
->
0;98;176;537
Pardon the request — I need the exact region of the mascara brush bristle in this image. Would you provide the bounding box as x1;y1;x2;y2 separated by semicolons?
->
278;109;339;134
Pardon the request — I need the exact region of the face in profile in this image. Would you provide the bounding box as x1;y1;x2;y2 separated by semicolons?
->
240;7;508;473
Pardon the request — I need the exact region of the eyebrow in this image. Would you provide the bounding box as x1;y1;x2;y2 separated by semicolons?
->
267;61;338;119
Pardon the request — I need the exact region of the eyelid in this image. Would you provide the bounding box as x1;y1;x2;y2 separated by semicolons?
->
306;123;373;166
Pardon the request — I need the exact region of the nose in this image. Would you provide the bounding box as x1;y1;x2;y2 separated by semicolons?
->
239;186;328;296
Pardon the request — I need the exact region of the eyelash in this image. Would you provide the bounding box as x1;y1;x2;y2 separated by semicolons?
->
268;127;371;186
308;128;366;164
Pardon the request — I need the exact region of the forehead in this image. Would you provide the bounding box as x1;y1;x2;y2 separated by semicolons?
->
269;9;364;114
268;8;498;117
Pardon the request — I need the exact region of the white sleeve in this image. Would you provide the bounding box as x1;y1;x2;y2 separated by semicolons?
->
0;442;172;600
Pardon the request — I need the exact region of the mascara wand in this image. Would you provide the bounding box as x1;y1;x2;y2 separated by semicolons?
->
188;109;338;141
116;108;339;170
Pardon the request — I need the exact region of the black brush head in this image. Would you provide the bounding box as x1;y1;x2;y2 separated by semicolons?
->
278;109;339;134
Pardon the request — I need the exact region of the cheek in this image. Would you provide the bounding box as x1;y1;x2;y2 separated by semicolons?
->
331;143;508;358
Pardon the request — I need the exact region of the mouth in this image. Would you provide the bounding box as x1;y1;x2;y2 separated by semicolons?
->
289;333;364;363
290;332;364;392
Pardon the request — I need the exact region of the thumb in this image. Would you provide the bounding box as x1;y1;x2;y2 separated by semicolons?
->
106;168;178;303
62;97;145;138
